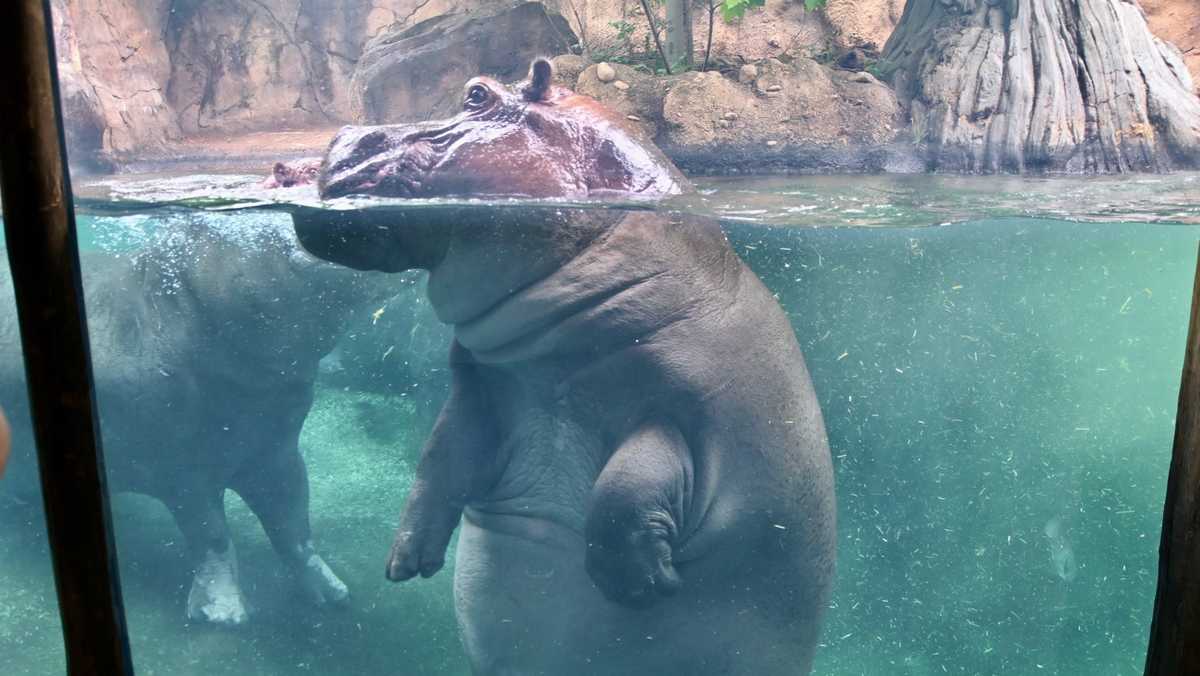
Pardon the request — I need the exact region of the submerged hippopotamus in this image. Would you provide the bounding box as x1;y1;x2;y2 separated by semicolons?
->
295;59;836;675
0;216;394;625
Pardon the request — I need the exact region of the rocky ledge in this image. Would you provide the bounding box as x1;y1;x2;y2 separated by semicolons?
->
561;56;918;174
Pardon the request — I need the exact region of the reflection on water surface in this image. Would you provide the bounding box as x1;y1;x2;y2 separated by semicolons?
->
76;171;1200;227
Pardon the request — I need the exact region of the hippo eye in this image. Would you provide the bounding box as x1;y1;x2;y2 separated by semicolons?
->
464;84;491;110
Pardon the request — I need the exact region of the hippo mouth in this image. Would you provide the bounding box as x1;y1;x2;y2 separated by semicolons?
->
319;124;461;200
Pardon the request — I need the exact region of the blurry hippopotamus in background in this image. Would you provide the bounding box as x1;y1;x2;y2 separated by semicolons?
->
295;59;837;675
261;158;322;189
0;214;397;625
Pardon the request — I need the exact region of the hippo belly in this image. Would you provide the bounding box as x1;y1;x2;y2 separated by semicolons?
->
454;518;796;676
446;275;834;675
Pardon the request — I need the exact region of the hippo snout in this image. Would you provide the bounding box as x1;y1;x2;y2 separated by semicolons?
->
319;125;440;200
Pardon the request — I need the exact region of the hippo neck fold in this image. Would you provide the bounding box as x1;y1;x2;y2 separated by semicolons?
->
444;210;741;364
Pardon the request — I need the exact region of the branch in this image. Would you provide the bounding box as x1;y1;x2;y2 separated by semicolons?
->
638;0;672;74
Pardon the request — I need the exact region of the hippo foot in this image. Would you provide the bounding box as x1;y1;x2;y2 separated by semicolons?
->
187;546;249;626
299;552;350;606
585;529;681;609
385;527;449;582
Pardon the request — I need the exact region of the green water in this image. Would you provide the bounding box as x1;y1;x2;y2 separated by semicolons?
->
2;174;1198;675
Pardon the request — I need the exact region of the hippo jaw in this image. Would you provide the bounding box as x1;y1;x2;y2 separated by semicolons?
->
316;58;686;202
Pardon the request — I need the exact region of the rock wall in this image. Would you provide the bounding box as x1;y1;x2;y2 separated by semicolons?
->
823;0;904;52
47;0;1200;173
51;0;483;168
51;0;181;169
352;2;574;124
1142;0;1200;95
567;55;910;173
164;0;488;134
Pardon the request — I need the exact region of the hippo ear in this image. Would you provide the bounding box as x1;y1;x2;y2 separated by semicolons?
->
523;58;554;102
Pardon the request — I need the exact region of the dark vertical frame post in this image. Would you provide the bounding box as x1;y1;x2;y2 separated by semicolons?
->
0;1;133;674
1145;243;1200;676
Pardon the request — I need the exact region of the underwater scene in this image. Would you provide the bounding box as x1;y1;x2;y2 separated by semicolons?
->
0;173;1197;675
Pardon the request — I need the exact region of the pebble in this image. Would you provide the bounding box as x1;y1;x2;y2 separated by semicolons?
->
718;119;732;129
723;112;738;121
851;71;877;84
626;114;642;122
739;64;758;83
612;80;630;91
766;140;779;147
596;62;616;83
766;84;783;92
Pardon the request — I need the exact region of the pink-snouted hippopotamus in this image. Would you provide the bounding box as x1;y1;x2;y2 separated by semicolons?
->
293;59;836;675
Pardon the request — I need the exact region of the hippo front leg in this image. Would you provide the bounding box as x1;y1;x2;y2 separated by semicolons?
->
387;342;500;581
584;420;692;608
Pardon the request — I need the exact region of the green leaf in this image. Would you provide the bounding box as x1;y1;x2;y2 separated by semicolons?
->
803;0;827;10
720;0;765;23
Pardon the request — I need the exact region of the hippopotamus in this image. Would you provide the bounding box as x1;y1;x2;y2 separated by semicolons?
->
0;214;394;625
261;157;322;188
294;59;836;675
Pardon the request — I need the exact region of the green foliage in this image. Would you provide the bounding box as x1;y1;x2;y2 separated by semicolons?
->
590;20;639;64
719;0;766;22
719;0;824;23
609;19;637;44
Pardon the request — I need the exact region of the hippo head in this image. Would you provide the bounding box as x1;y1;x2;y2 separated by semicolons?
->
319;58;686;200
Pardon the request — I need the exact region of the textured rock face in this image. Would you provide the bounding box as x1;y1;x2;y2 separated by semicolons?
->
568;56;905;172
884;0;1200;173
52;0;180;168
350;2;576;123
50;0;483;168
164;0;484;133
823;0;904;52
575;61;666;140
1142;0;1200;95
165;0;342;134
658;59;905;172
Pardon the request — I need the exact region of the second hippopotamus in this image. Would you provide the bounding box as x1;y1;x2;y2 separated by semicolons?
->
294;59;836;675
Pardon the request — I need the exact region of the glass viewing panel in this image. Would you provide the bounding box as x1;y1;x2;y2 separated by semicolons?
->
5;0;1197;674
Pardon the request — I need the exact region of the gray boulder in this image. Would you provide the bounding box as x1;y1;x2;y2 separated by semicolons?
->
350;2;577;123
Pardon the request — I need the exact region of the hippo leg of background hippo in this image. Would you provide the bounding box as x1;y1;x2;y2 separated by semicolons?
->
229;430;350;607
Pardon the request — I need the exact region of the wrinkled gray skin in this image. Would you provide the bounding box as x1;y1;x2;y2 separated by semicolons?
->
295;60;835;675
0;217;394;625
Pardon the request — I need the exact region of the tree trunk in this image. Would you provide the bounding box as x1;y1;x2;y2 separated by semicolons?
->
882;0;1200;173
664;0;693;70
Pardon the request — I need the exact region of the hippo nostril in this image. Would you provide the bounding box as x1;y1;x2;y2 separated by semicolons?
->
331;130;392;173
358;130;390;154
